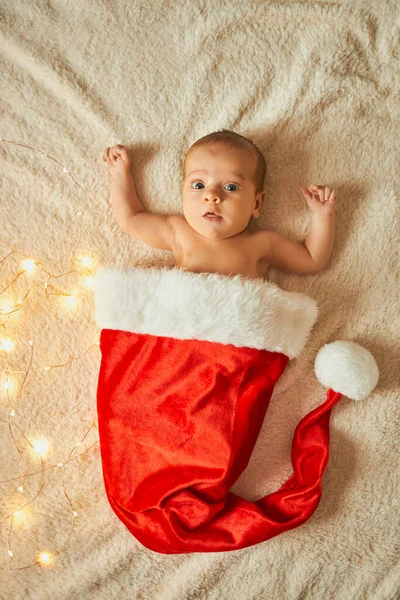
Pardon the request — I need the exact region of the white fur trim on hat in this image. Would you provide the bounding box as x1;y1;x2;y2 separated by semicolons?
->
94;266;319;359
314;340;379;401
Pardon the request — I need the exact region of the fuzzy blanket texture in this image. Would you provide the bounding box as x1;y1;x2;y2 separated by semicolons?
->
1;1;399;599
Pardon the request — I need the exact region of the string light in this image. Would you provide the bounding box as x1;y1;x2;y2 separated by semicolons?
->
37;552;54;567
0;136;103;571
32;438;49;458
21;259;36;274
0;337;14;352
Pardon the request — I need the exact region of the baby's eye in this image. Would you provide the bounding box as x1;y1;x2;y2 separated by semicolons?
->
191;182;238;191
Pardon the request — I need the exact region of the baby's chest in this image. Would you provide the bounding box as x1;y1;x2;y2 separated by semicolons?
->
172;225;268;279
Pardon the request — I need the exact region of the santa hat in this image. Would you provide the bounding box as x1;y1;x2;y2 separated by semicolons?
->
94;265;379;554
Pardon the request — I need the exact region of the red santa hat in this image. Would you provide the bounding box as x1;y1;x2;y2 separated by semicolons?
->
94;265;379;553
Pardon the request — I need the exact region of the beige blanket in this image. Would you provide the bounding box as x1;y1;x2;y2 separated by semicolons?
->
1;1;399;598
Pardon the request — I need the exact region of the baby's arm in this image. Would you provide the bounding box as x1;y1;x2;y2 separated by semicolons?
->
303;212;335;270
103;145;145;226
103;145;175;251
267;211;335;275
266;232;320;274
266;185;336;275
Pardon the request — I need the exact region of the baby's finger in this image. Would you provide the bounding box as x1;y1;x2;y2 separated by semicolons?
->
113;147;123;161
324;187;332;201
310;185;321;200
300;186;312;199
115;148;126;160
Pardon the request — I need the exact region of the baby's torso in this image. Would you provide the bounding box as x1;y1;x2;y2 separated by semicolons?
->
170;216;270;282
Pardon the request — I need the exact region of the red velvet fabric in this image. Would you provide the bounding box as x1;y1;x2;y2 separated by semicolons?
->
96;328;343;554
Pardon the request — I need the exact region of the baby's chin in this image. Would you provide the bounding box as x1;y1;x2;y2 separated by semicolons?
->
195;223;244;241
184;213;250;239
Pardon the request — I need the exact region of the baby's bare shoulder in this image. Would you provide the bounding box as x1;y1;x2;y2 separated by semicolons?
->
168;215;187;239
251;229;273;261
169;215;186;228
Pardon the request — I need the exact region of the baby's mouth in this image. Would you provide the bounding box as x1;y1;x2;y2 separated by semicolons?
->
203;212;223;221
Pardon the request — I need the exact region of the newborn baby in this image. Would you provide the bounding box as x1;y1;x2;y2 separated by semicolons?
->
97;131;345;554
103;130;336;281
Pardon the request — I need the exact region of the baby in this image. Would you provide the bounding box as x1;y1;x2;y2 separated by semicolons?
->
102;130;336;281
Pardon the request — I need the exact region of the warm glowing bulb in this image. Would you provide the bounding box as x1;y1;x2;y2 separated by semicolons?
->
0;338;14;352
81;275;94;288
13;507;29;525
38;551;54;566
22;259;36;273
32;438;49;457
64;295;77;309
0;299;13;312
3;379;16;397
80;255;92;268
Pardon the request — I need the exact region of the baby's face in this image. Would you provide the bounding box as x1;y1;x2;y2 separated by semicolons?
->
182;144;265;241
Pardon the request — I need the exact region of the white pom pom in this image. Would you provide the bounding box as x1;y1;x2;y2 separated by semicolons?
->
314;340;379;401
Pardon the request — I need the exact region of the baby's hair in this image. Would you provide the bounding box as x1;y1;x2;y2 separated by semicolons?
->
184;129;266;194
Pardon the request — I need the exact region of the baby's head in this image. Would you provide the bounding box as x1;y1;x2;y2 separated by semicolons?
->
182;129;266;241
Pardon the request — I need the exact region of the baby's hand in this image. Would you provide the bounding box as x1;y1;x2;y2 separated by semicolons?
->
300;185;336;216
103;145;132;176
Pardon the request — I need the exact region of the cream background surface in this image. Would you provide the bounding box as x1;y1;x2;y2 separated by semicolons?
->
1;1;399;599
